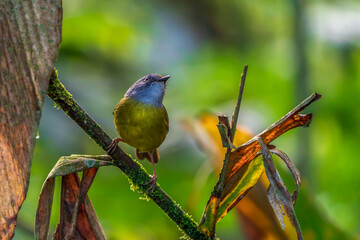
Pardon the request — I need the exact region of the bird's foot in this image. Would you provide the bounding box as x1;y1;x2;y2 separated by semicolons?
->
106;137;122;154
144;174;157;194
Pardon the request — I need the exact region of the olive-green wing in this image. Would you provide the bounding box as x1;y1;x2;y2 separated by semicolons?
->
162;105;169;132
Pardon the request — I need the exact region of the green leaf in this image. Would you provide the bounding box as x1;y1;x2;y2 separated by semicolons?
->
216;156;264;221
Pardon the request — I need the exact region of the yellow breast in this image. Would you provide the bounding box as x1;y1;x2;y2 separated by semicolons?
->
113;97;169;152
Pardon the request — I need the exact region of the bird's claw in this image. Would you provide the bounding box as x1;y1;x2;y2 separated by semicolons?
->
143;175;157;194
106;137;121;154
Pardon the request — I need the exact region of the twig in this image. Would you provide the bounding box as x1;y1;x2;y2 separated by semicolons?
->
217;65;249;193
230;65;248;142
205;66;248;238
46;70;210;240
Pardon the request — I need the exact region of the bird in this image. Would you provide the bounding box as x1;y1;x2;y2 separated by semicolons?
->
107;74;170;192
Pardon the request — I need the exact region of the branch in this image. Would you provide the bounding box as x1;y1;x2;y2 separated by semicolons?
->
217;65;249;194
230;65;248;142
205;66;248;237
228;92;321;173
46;70;210;240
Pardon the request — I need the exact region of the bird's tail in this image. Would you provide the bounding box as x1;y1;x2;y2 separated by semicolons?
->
136;149;159;163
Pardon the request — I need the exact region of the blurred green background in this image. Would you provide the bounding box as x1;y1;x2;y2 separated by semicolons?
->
14;0;360;239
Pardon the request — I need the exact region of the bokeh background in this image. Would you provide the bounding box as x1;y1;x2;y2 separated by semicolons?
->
14;0;360;239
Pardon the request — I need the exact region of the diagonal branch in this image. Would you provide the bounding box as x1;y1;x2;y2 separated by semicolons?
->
46;70;210;240
227;92;321;177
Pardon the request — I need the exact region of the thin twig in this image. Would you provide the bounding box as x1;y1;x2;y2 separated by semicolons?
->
230;65;248;142
217;65;249;193
46;70;210;240
205;65;249;238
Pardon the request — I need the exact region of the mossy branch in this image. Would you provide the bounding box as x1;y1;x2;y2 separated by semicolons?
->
46;69;210;240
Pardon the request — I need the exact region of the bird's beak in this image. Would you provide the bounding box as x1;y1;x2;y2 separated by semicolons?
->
158;75;170;83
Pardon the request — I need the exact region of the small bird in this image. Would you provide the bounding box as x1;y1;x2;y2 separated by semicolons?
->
107;74;170;192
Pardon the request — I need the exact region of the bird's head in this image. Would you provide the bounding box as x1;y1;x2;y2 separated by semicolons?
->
124;74;170;107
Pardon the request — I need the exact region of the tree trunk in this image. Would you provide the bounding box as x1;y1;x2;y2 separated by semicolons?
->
0;1;62;238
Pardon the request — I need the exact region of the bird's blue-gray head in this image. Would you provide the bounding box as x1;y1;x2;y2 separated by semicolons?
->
125;74;170;107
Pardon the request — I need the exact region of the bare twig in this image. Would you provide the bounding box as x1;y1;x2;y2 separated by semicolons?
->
204;65;249;238
217;65;249;193
230;65;248;142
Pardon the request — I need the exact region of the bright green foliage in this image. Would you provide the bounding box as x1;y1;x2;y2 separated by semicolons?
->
14;0;360;239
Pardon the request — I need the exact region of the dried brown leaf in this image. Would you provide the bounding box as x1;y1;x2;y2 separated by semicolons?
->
257;136;303;240
35;155;111;240
185;114;292;239
55;173;105;240
200;93;320;236
66;167;99;239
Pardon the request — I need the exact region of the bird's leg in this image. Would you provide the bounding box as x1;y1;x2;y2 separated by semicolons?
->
106;137;124;154
145;151;157;193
